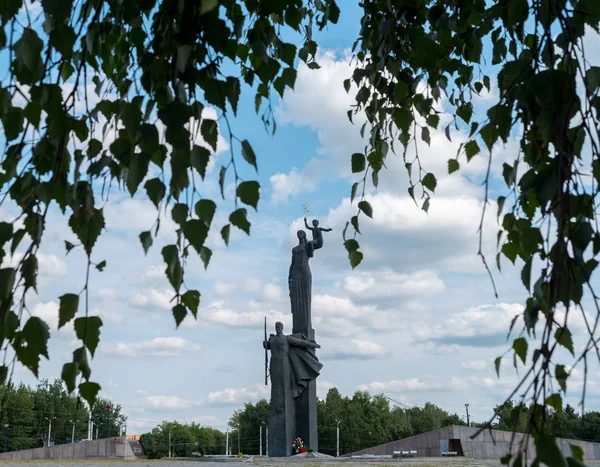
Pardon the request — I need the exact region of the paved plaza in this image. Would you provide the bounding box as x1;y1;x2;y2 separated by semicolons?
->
1;459;600;467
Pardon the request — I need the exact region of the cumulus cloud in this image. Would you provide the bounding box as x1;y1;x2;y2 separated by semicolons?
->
144;395;201;410
206;385;270;407
181;300;289;330
343;269;445;302
30;301;122;336
462;360;489;371
2;252;67;279
270;168;319;203
130;288;173;310
328;339;390;360
214;281;237;296
103;337;201;357
413;303;523;347
360;376;497;394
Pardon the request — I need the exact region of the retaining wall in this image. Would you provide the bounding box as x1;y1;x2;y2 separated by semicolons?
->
346;425;600;460
0;436;137;461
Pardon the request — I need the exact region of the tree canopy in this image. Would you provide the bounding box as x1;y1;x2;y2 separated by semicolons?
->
0;378;125;451
1;0;599;464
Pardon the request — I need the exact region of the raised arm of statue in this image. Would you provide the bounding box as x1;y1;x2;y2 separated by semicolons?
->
286;335;321;349
304;217;312;230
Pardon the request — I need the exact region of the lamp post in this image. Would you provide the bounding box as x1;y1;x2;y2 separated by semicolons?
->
225;427;229;456
106;405;111;438
69;420;78;443
44;417;56;447
169;426;173;458
265;424;268;457
3;424;8;452
259;423;264;456
465;404;470;427
336;420;341;457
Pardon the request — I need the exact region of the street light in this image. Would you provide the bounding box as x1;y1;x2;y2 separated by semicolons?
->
336;420;341;457
3;424;8;452
69;420;78;443
465;404;470;427
44;417;56;446
169;426;173;458
260;422;265;456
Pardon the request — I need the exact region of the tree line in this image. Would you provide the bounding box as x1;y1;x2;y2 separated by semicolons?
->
225;389;600;456
224;389;468;456
139;421;229;458
0;379;126;452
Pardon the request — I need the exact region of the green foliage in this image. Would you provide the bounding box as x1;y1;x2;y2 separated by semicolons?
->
0;0;339;408
141;421;226;458
0;379;124;451
229;389;465;456
343;0;600;463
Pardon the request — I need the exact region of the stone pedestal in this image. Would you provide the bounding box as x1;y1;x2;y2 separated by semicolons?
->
292;327;318;453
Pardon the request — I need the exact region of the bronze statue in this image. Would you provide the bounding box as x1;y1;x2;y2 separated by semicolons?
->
303;217;332;250
265;217;328;457
264;322;322;456
289;230;314;332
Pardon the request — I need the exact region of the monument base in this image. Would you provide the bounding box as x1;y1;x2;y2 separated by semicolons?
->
292;327;319;453
291;452;334;458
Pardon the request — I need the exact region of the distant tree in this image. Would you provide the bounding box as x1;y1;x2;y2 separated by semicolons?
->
90;397;126;439
140;421;227;458
0;382;36;451
139;433;157;459
406;403;448;435
229;399;270;454
236;388;463;456
493;401;529;434
32;379;90;446
441;413;466;427
548;404;580;440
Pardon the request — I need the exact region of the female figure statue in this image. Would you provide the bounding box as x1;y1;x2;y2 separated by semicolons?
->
264;322;322;456
289;230;314;333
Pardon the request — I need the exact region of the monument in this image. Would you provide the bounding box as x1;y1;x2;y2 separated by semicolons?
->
263;216;331;457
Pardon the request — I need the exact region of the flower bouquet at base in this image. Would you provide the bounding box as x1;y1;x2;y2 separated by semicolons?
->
292;437;307;454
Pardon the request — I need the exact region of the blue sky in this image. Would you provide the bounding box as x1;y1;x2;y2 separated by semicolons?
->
4;1;600;436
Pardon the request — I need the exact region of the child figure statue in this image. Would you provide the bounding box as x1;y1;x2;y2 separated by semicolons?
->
303;217;332;250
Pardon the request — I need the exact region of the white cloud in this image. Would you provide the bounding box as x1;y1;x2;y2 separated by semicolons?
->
413;303;522;347
2;252;67;279
214;281;237;296
31;301;66;333
360;376;496;394
462;360;489;371
328;339;389;360
270;168;319;203
317;380;336;398
103;337;201;357
144;395;200;410
30;301;121;335
181;300;289;330
206;385;269;407
343;269;445;301
262;283;284;302
130;288;173;310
